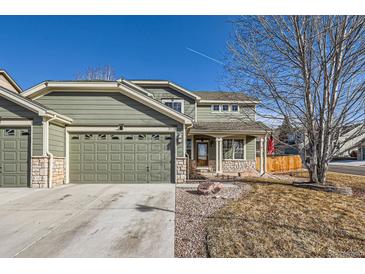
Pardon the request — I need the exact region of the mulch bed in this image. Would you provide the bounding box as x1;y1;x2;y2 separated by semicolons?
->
174;184;251;257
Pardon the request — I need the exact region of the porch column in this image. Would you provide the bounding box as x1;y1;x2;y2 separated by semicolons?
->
216;137;223;174
264;134;267;174
191;135;194;160
260;136;264;175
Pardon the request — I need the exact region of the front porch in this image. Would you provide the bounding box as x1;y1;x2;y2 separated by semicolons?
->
186;133;268;177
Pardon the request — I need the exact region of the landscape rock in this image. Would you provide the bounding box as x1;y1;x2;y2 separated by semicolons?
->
197;182;224;195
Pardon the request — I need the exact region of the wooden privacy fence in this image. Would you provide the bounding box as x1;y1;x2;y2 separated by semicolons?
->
256;155;303;173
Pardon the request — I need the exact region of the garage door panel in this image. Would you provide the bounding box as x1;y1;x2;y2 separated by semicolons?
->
136;154;148;162
123;163;135;171
97;144;108;151
4;140;16;149
123;144;134;152
83;163;95;171
97;154;108;161
111;163;121;171
70;132;173;184
111;154;122;161
83;143;94;151
97;174;108;182
97;163;108;171
123;154;134;161
4;152;16;161
83;154;95;161
1;128;30;186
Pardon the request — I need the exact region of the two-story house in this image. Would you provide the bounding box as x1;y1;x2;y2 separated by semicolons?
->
0;70;269;188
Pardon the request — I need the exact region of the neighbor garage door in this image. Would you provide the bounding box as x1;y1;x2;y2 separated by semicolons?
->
0;128;30;187
70;133;174;183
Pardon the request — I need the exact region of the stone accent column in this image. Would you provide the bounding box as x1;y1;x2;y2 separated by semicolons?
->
176;157;187;183
52;157;66;186
31;156;66;188
31;156;49;188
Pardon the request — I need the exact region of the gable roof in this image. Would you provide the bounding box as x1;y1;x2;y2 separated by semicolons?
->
0;86;73;124
21;81;193;125
0;69;23;93
193;91;259;103
130;80;201;100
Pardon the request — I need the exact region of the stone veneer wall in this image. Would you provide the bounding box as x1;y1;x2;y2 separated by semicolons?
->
31;157;66;188
176;157;187;183
222;160;256;173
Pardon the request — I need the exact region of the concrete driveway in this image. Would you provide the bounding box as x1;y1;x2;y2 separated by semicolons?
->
0;184;175;258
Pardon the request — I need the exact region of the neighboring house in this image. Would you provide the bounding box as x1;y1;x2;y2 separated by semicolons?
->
0;70;269;188
334;123;365;159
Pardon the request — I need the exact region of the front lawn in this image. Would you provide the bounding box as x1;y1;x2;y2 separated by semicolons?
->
205;175;365;257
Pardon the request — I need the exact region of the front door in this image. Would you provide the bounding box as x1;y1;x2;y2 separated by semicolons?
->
197;142;208;167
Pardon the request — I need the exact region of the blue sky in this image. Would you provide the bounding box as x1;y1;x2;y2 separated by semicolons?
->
0;16;235;91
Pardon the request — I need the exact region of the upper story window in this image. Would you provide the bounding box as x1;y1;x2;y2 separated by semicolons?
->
212;104;220;112
231;104;239;112
162;99;184;113
210;104;241;113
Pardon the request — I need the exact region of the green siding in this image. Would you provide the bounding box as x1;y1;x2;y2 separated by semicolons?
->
246;135;256;161
0;96;44;157
197;104;255;122
36;92;182;126
0;96;37;119
49;123;65;157
145;87;196;119
32;118;43;156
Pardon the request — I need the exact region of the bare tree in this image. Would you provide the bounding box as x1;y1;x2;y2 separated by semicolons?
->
226;16;365;184
75;65;115;80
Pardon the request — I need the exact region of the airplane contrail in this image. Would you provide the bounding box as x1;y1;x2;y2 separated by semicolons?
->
186;47;224;65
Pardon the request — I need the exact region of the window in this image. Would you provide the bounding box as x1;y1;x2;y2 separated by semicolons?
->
138;134;146;140
212;104;220;112
4;129;15;136
152;134;160;141
222;104;229;112
231;104;239;112
223;138;245;159
20;129;30;136
72;136;80;140
124;135;133;140
111;135;120;140
162;99;184;113
186;139;192;158
97;134;106;140
84;134;93;140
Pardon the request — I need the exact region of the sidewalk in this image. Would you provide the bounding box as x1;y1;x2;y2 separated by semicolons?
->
330;160;365;167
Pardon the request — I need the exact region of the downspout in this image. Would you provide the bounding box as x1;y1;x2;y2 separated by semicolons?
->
185;124;193;180
46;115;57;188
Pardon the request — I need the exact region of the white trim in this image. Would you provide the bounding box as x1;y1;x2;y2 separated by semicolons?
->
22;81;192;125
194;101;198;122
0;70;22;93
118;79;154;98
161;99;185;114
42;117;48;156
130;80;201;100
0;88;73;125
66;126;177;133
200;100;259;104
190;130;268;135
222;137;246;160
118;83;192;125
0;120;33;126
65;130;70;184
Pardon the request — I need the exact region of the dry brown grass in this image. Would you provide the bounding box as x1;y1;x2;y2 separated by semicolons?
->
206;182;365;257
